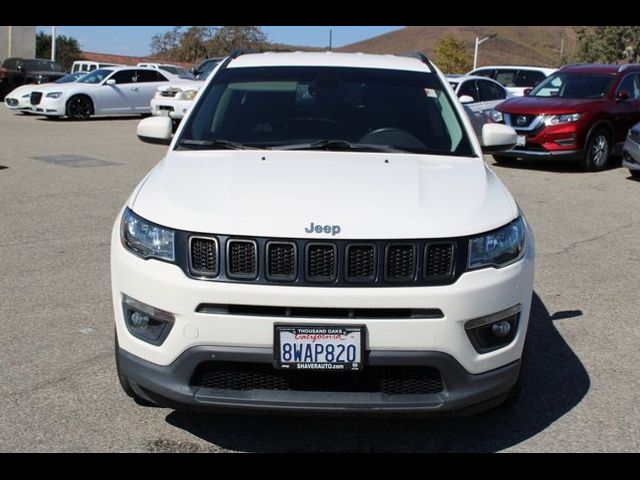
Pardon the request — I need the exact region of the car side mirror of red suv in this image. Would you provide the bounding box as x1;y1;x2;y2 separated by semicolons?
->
616;90;629;102
523;88;533;96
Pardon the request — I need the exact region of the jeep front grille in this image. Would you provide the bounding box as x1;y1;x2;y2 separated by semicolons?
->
185;235;463;287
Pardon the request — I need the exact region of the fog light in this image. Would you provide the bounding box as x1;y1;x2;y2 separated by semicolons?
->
465;305;520;353
491;320;512;337
122;294;175;346
130;311;150;329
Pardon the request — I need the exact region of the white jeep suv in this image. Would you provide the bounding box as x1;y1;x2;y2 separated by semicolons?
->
111;51;535;414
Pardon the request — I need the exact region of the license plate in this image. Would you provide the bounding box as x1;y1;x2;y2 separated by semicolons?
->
516;135;526;146
275;325;364;371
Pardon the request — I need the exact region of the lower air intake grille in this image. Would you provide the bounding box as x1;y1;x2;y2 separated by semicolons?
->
191;362;443;395
386;244;416;281
306;244;336;282
424;243;454;279
189;237;218;276
227;240;257;279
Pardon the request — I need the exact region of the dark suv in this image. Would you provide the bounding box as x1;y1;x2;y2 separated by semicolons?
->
0;58;67;99
490;63;640;171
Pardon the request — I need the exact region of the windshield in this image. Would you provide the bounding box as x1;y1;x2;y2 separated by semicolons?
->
23;60;63;72
55;72;83;84
195;61;219;80
178;66;474;156
77;69;113;84
530;73;615;99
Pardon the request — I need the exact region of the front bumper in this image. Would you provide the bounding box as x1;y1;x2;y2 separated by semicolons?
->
150;97;192;120
118;345;521;414
4;96;31;110
111;211;535;412
622;135;640;172
30;96;65;116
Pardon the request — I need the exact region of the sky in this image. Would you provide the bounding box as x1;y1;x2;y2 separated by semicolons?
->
35;26;404;57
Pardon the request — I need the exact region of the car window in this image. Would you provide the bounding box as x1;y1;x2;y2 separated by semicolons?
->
515;70;546;88
531;73;614;99
111;70;138;84
136;70;161;82
458;80;478;102
494;69;517;88
471;69;495;79
477;79;506;101
179;66;475;157
617;73;640;100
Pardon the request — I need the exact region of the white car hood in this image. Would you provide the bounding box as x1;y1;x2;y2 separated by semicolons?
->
158;80;203;92
6;84;38;98
131;150;517;239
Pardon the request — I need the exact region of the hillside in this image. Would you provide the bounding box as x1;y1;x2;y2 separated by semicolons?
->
339;26;577;69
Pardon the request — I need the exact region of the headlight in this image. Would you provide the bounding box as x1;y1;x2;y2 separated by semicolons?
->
489;109;503;123
121;208;175;262
179;90;198;101
543;113;582;126
46;92;63;99
468;217;526;269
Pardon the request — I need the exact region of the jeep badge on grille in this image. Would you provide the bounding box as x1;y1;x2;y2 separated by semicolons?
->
305;222;341;236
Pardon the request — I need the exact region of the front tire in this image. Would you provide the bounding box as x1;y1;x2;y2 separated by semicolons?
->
630;169;640;179
115;334;157;406
581;129;610;171
66;95;93;120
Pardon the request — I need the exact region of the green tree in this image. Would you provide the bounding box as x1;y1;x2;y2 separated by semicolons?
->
36;32;83;72
573;26;640;63
433;35;472;74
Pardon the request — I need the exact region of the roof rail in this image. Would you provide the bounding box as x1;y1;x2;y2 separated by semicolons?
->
619;63;640;72
398;51;436;71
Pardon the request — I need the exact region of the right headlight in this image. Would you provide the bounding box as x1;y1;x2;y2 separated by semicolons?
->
179;89;198;101
121;208;175;262
489;109;503;123
468;217;526;269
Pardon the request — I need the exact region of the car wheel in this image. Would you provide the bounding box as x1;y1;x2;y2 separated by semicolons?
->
66;95;93;120
582;129;610;172
492;154;517;166
630;169;640;179
114;333;157;406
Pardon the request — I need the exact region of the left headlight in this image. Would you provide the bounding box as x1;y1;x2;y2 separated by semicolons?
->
468;217;526;269
179;89;198;101
46;92;63;99
21;93;31;98
543;113;582;126
121;208;175;262
489;109;503;123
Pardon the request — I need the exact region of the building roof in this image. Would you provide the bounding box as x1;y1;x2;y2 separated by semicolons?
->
80;51;192;69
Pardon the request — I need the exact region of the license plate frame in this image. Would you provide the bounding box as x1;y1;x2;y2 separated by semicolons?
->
274;324;365;371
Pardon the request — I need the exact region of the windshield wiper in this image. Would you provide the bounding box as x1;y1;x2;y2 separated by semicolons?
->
272;139;406;153
177;139;255;150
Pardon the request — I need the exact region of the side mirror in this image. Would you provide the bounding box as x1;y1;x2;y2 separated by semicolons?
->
481;123;517;153
137;116;173;145
190;67;197;75
459;95;475;104
523;88;533;96
616;90;629;102
105;79;116;86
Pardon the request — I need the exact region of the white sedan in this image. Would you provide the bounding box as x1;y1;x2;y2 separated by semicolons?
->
4;72;85;113
29;67;187;120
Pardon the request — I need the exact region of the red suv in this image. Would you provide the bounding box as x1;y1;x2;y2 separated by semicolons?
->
490;63;640;171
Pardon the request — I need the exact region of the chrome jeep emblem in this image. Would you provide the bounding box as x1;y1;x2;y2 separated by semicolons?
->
305;222;341;236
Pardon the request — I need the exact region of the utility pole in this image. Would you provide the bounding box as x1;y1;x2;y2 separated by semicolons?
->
473;33;497;70
329;29;332;51
51;26;56;62
559;37;565;65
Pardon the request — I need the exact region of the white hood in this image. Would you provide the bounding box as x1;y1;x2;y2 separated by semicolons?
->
131;151;518;239
6;84;38;98
158;80;203;92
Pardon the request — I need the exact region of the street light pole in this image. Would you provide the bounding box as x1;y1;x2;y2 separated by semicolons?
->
473;33;497;70
51;26;56;62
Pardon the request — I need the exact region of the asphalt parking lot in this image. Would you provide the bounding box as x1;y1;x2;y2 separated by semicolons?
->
0;107;639;452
